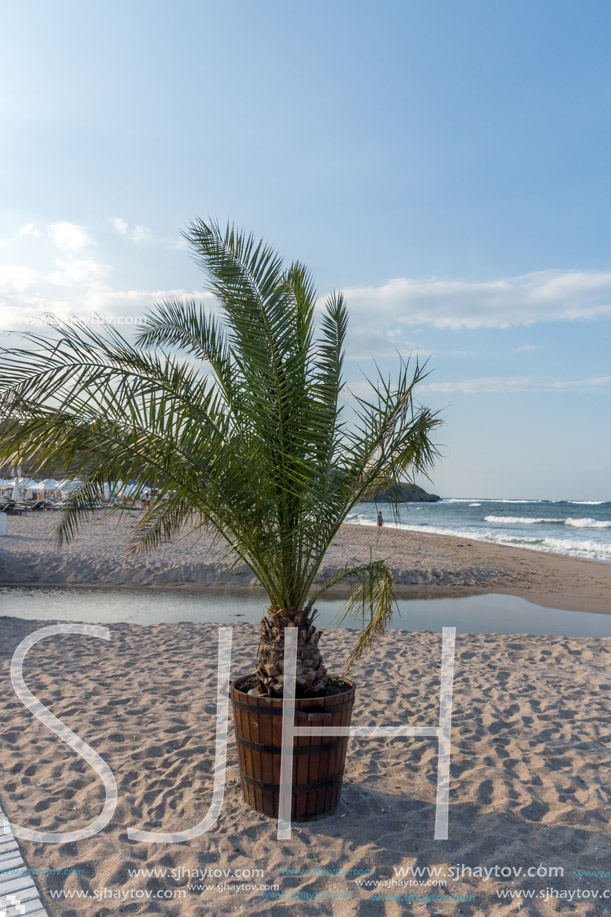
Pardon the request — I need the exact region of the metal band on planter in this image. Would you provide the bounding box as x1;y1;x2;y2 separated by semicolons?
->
236;734;348;756
240;769;345;794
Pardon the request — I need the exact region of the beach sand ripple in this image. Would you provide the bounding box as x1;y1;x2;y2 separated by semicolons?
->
0;618;610;915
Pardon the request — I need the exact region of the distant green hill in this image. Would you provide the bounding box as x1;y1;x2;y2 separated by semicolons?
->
359;482;441;503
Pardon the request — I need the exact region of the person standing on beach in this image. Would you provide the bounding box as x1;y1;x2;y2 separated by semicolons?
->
377;511;383;528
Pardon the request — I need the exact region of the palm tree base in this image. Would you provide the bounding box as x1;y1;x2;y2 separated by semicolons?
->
255;606;327;696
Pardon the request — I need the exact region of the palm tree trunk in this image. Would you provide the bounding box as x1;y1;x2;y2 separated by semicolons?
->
256;606;327;696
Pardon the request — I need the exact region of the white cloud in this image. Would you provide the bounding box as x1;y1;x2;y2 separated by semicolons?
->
345;373;611;398
112;217;129;235
0;218;206;337
109;217;184;248
81;286;210;317
0;285;211;334
420;375;611;394
334;269;611;329
0;265;38;292
49;222;93;253
344;325;433;360
131;224;153;242
48;258;109;287
19;223;42;237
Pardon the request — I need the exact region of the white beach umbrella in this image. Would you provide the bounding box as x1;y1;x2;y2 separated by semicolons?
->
11;476;27;501
58;479;83;492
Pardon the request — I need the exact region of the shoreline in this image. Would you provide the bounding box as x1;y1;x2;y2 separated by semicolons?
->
348;519;611;566
0;514;610;616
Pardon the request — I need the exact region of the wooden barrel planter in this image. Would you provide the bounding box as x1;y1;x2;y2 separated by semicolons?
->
230;674;356;821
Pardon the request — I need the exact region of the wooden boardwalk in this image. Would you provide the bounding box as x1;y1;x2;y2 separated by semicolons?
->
0;807;49;917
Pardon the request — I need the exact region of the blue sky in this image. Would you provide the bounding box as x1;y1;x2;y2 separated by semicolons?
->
1;0;610;498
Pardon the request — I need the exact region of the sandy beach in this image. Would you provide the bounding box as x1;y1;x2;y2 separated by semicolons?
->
1;514;611;914
1;512;610;614
0;618;610;915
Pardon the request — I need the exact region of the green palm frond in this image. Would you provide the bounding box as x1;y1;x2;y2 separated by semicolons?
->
309;553;397;674
0;218;442;668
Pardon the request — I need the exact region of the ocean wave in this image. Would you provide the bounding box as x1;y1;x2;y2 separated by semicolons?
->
469;503;481;507
485;515;556;525
565;517;611;529
487;535;611;561
566;501;607;505
496;499;550;504
445;498;546;504
485;515;611;530
422;497;609;505
344;517;611;562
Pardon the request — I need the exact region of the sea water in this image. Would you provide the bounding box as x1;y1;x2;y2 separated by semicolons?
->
347;498;611;563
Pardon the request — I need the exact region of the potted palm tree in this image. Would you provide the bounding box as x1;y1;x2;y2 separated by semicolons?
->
0;219;440;820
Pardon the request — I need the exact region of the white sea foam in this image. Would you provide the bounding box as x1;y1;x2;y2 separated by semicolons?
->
491;535;611;561
485;515;611;530
408;524;611;560
565;517;611;529
445;498;545;504
434;498;608;505
348;498;611;562
497;499;546;504
345;516;611;562
567;501;606;505
485;515;557;525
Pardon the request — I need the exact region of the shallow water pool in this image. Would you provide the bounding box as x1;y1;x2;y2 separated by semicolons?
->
1;587;610;637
